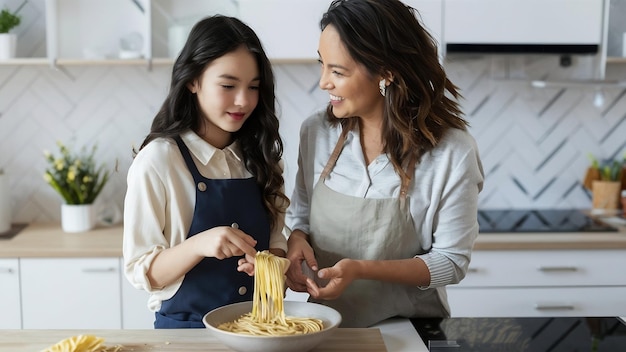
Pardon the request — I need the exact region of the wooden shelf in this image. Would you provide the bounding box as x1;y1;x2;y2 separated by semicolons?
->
0;58;49;65
0;58;157;67
0;57;318;67
607;56;626;64
55;58;150;66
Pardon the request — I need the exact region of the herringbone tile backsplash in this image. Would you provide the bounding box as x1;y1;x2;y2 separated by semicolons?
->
1;56;625;224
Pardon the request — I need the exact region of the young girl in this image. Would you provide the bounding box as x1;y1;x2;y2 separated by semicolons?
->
123;15;288;329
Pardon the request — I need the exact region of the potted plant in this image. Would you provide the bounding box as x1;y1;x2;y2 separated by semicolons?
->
43;141;110;232
0;1;27;60
583;153;626;210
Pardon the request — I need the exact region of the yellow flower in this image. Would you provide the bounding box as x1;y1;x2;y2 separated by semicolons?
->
55;159;65;171
67;169;76;182
43;141;110;205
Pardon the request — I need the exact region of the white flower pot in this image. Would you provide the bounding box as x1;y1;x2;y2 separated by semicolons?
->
0;33;17;60
61;204;95;233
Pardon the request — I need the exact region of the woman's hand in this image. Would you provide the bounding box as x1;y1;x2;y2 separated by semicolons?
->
285;230;318;292
306;258;356;300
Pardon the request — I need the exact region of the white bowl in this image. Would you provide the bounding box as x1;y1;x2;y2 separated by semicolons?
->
202;301;342;352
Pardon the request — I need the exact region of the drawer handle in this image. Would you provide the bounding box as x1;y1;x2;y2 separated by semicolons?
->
538;266;578;272
0;267;14;274
82;267;117;273
535;304;575;311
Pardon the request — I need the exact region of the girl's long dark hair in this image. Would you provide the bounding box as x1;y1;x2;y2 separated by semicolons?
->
321;0;468;185
139;15;288;230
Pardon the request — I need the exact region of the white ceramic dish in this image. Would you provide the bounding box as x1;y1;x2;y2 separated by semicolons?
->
202;301;342;352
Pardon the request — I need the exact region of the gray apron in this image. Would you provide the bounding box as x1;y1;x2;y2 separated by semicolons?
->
308;130;448;328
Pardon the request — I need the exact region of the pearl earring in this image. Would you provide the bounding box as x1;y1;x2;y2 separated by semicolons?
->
379;79;386;97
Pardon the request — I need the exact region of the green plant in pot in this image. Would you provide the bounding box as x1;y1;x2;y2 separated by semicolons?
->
43;141;110;205
43;141;110;232
583;153;626;210
0;1;26;33
0;1;27;60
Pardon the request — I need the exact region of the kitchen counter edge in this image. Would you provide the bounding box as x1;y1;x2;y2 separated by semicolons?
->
1;220;626;258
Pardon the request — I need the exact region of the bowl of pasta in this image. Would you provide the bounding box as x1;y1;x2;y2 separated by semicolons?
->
202;251;341;352
203;300;342;352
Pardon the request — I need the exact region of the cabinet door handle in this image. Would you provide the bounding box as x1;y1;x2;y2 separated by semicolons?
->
534;304;575;311
467;268;480;273
82;267;117;273
0;267;14;274
538;266;578;272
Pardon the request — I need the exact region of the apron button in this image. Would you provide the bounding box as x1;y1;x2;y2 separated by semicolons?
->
231;223;239;229
238;286;247;295
197;182;207;192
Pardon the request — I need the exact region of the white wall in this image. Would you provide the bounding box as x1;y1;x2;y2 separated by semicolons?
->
1;57;625;224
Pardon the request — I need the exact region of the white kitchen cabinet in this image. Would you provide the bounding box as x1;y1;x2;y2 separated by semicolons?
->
0;258;22;329
45;0;151;62
239;0;442;61
238;0;329;61
150;0;237;59
442;0;603;54
20;257;122;329
7;0;626;66
448;287;626;317
447;250;626;317
120;258;154;329
404;0;443;51
8;0;441;65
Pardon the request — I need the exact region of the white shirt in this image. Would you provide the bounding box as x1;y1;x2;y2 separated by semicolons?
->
123;130;287;311
287;111;484;287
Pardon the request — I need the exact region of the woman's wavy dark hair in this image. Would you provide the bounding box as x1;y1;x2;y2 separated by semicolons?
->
321;0;468;185
139;15;288;230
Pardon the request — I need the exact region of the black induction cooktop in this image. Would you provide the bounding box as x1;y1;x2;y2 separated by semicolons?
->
477;209;618;233
410;317;626;351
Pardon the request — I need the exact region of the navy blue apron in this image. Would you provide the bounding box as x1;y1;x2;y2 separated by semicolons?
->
154;136;270;328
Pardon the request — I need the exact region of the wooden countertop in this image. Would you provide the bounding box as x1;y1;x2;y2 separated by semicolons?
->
1;217;625;258
474;230;626;250
0;328;387;352
0;223;123;258
474;214;626;250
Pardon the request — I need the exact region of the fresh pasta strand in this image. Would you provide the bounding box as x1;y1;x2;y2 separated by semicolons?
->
41;335;122;352
218;251;324;336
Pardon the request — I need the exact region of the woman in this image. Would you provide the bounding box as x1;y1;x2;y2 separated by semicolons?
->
123;15;288;328
285;0;484;328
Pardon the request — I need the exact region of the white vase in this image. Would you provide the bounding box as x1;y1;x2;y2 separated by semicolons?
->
0;33;17;60
61;204;95;233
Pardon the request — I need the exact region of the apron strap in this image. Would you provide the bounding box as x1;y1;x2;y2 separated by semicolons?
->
319;125;415;204
173;136;203;183
319;127;349;181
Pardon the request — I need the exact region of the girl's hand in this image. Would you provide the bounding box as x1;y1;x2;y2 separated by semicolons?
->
285;231;318;292
237;253;256;276
306;258;355;300
238;253;290;277
192;226;258;260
